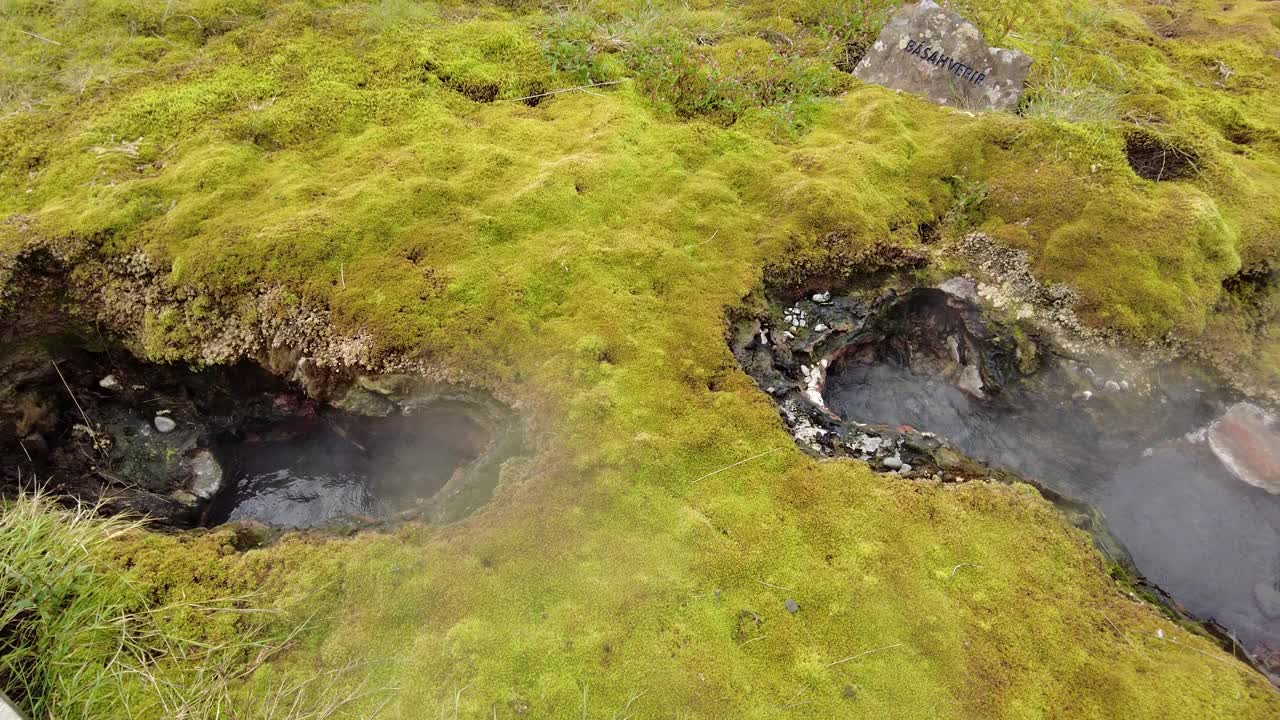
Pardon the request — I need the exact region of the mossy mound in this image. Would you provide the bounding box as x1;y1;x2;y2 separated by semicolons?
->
2;0;1279;717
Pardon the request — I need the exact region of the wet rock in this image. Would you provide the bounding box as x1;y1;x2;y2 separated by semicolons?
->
153;415;177;433
18;432;47;459
812;291;831;304
785;598;800;614
185;449;223;499
957;364;985;398
98;374;121;391
332;384;396;417
1208;402;1280;493
1255;581;1280;620
853;0;1032;112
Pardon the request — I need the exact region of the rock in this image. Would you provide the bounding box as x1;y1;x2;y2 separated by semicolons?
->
170;490;199;506
1255;581;1280;620
938;277;978;301
813;323;829;333
98;374;121;391
185;449;224;499
853;0;1032;112
899;463;913;473
332;384;396;417
956;364;985;398
812;291;832;303
785;598;800;614
1208;402;1280;494
153;415;177;433
1105;380;1121;392
882;456;904;470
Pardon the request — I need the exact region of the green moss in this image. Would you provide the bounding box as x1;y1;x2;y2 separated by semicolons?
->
2;0;1279;717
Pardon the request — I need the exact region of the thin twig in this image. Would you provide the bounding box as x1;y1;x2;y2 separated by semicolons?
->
340;262;346;289
686;229;719;249
454;681;472;719
947;562;981;579
1161;634;1238;668
20;29;63;45
825;642;904;668
689;447;782;484
755;579;794;592
505;80;626;103
1102;613;1143;656
18;439;32;462
741;635;766;646
581;683;588;720
52;360;94;431
781;688;807;709
611;689;647;720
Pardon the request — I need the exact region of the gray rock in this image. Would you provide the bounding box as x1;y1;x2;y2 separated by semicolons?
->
785;598;800;614
938;277;978;302
854;0;1032;112
1105;380;1121;392
186;449;224;499
899;463;913;473
813;323;829;333
882;455;904;470
957;364;985;398
332;384;396;417
98;374;121;391
153;415;177;433
812;291;832;303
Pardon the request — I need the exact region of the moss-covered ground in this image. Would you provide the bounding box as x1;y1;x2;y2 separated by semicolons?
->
3;0;1280;717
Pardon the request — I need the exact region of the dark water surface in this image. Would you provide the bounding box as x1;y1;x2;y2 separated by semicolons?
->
206;403;492;528
825;359;1280;656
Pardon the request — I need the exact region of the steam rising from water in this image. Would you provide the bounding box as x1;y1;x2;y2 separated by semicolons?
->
825;355;1280;658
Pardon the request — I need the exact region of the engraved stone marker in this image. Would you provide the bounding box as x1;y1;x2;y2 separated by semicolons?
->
854;0;1032;112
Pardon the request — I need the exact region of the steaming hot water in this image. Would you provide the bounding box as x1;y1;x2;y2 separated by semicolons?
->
824;354;1280;660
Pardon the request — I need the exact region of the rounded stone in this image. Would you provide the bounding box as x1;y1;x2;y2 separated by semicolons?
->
153;415;177;433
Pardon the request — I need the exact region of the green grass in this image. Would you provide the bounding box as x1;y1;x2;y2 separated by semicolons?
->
0;491;373;719
1;0;1279;717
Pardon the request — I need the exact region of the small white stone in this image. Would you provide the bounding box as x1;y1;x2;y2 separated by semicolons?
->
882;456;903;470
1105;380;1121;392
813;323;829;333
98;375;121;391
154;416;177;433
812;291;831;303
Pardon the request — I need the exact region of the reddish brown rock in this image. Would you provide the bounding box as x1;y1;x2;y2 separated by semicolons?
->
1208;402;1280;494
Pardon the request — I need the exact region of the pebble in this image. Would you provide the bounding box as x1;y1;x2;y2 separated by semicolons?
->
812;291;831;303
899;463;913;473
154;415;177;433
785;598;800;614
1105;380;1121;392
98;375;121;391
813;323;829;333
882;456;903;470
